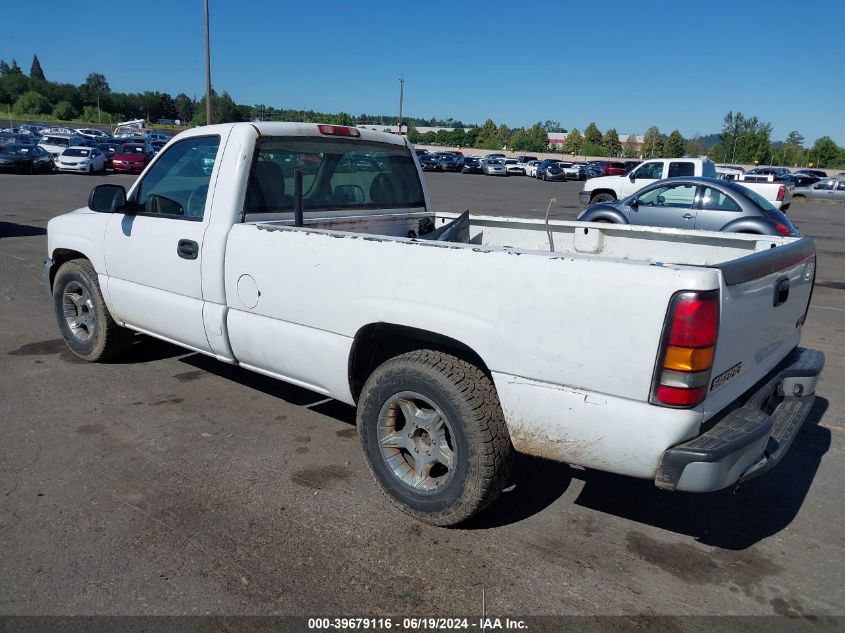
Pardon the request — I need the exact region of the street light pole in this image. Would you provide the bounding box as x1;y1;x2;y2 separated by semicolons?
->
398;77;404;136
204;0;212;126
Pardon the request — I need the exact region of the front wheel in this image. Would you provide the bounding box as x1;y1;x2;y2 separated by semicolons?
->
590;193;616;204
52;259;133;361
357;350;513;526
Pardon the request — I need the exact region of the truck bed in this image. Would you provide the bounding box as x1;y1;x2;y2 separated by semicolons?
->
250;210;798;268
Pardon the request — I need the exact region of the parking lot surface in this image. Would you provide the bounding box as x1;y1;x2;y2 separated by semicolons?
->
1;171;843;617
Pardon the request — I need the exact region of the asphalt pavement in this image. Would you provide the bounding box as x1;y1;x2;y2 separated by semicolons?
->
1;170;843;619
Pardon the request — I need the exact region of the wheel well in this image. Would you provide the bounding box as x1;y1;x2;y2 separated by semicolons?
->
48;249;88;291
348;323;491;403
590;189;617;200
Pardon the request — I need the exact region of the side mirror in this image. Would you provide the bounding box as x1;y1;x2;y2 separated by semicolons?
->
88;184;127;213
629;173;636;182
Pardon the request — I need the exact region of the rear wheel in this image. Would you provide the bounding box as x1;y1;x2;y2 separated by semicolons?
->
52;259;133;361
358;350;513;526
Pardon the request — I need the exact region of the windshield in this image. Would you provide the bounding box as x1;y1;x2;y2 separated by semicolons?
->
465;158;479;165
244;136;425;216
121;145;146;154
43;137;70;147
63;148;90;157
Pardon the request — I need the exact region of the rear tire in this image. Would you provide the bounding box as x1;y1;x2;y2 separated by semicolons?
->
357;350;513;526
52;259;134;361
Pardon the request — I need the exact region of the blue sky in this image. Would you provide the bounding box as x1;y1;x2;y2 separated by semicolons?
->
3;0;843;144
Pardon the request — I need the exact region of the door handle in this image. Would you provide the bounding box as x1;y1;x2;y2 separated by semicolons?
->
177;239;199;260
682;213;694;220
774;277;790;307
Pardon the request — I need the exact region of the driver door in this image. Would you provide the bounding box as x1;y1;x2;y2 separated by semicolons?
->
633;183;698;229
103;134;222;352
621;161;664;197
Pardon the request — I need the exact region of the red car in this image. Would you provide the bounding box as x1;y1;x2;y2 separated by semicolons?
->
591;160;627;176
112;143;152;173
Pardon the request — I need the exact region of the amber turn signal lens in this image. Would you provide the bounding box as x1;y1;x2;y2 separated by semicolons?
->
663;346;715;372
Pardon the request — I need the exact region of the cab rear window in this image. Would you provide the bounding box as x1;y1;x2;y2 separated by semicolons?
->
243;137;425;216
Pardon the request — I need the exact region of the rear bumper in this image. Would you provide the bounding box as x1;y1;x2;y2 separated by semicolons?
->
655;347;824;492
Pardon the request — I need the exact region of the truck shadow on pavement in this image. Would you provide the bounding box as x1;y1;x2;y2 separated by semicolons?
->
571;397;830;550
0;221;47;238
178;353;357;425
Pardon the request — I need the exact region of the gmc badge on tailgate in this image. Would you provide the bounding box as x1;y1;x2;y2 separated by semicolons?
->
711;362;742;392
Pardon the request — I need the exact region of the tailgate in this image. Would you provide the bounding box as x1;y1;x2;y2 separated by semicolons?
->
703;238;816;419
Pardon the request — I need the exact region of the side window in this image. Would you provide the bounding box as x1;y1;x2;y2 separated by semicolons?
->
837;181;845;191
700;187;740;212
814;181;834;190
637;184;697;208
634;162;664;180
135;135;220;220
668;162;695;178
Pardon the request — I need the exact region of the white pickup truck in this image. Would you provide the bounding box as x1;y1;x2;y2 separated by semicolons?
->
581;158;792;211
45;122;824;526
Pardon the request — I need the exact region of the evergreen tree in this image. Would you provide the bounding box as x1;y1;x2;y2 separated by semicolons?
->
30;55;45;81
665;130;686;157
9;59;23;75
0;60;10;75
603;128;622;157
584;122;603;145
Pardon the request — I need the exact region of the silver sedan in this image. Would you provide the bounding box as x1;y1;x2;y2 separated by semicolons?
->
482;159;508;176
791;178;845;202
576;177;799;236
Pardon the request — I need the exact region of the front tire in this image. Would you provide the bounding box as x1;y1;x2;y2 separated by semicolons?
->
590;193;616;204
358;350;513;526
52;259;133;361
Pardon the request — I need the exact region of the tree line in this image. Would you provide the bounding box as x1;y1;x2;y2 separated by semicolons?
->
2;55;843;168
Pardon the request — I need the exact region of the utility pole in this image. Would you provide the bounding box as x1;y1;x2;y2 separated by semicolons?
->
204;0;212;126
398;77;404;136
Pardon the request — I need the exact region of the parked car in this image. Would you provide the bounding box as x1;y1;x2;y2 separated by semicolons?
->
76;128;112;141
39;134;86;158
437;153;461;172
790;178;845;202
56;146;108;174
577;177;799;236
97;142;124;169
45;121;825;526
482;158;507;176
150;140;169;155
794;169;828;178
145;131;171;144
524;160;542;178
0;143;54;173
558;162;580;180
747;166;790;177
484;153;506;160
461;156;483;174
112;143;153;173
591;160;627;176
778;174;820;188
535;159;562;181
419;154;442;172
503;158;524;175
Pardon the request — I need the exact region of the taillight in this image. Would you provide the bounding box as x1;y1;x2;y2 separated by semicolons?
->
777;185;785;201
651;290;719;408
775;222;791;236
317;124;360;137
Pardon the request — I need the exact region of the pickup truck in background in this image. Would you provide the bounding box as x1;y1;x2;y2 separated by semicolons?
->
45;122;824;526
582;157;792;210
